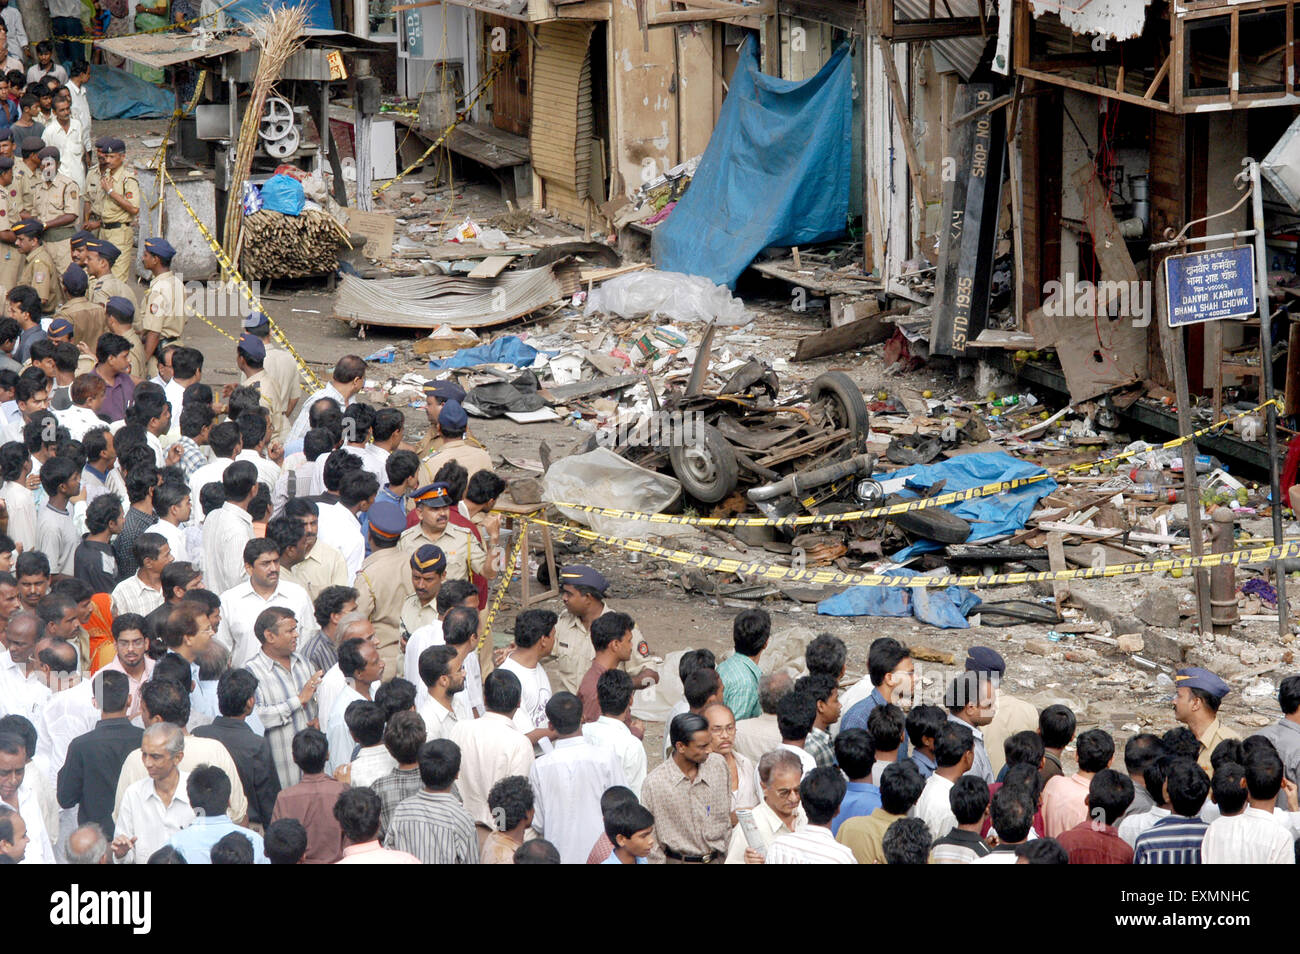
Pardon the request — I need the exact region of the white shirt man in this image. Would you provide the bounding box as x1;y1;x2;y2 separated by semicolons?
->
113;769;195;865
582;715;648;799
109;573;165;619
1;7;26;62
325;683;365;772
151;516;189;564
42;117;86;189
915;773;957;841
498;655;552;740
448;712;534;828
189;457;234;521
1202;806;1296;864
2;775;55;865
235;448;280;492
1118;805;1172;847
405;619;443;708
271;454;323;518
202;503;255;597
766;824;857;864
286;382;351;447
316;665;379;738
350;744;397;789
55;403;105;442
113;737;247;826
34;678;97;788
215;577;317;669
417;693;457;742
317;500;364;580
66;74;93;160
528;735;625;864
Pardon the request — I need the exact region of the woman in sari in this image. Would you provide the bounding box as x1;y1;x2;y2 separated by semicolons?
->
86;591;117;673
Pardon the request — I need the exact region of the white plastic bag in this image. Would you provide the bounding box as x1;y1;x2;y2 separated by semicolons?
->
584;269;748;324
542;447;685;538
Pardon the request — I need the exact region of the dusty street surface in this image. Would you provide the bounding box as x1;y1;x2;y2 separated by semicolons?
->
97;118;1295;771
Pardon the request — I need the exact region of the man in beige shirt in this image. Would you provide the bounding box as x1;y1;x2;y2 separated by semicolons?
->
353;500;415;679
240;312;302;445
85;137;138;282
279;498;349;601
964;647;1038;776
836;760;923;863
448;669;535;829
140;237;185;378
30;146;78;274
417;400;492;487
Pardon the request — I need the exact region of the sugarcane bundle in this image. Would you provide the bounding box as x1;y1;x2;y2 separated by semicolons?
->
239;208;350;279
222;4;309;258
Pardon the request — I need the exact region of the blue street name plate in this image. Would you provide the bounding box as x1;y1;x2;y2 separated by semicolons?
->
1164;246;1256;326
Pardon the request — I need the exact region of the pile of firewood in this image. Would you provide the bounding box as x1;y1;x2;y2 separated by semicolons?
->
238;209;351;279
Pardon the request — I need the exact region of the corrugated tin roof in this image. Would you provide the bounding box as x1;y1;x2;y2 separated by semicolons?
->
891;0;989;81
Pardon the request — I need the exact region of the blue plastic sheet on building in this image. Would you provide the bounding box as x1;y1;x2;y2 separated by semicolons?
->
885;452;1057;562
224;0;334;28
427;336;551;370
817;567;982;629
651;38;852;289
87;64;173;119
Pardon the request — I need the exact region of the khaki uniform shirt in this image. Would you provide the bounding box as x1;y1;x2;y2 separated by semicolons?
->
88;273;136;309
31;174;79;236
278;541;348;604
353;545;414;676
12;162;34;216
89;162;139;226
399;593;439;647
54;296;106;357
398;521;481;583
20;243;60;310
120;326;146;379
543;604;652;695
417;438;492;487
143;270;185;339
1196;717;1241;774
265;344;304;422
0;177;21;288
243;368;286;438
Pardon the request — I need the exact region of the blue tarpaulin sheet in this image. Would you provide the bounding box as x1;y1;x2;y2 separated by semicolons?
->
225;0;334;28
884;452;1057;561
87;64;173;119
817;568;982;629
427;336;550;370
651;38;852;289
815;452;1055;627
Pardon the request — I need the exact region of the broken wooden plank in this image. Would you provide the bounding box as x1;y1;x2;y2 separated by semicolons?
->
467;255;516;279
792;307;907;361
542;373;645;403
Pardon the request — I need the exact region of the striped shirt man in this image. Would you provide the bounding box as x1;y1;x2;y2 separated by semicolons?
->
109;573;165;618
371;766;422;839
246;649;318;789
383;789;478;864
1132;814;1210;864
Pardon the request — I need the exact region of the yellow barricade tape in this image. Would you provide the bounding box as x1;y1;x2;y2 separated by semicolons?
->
480;530;524;649
161;169;322;392
373;56;509;198
150;70;209;213
525;514;1300;589
551;399;1283;528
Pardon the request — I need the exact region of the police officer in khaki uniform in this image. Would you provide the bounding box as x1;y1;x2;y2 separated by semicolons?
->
13;136;42;220
417;399;492;487
69;229;92;268
400;544;445;650
12;217;61;311
235;332;285;434
30;145;79;275
352;500;416;680
415;379;466;457
52;264;105;374
1172;667;1240;774
543;565;657;695
140;237;184;378
84;237;135;309
85;137;138;282
241;311;302;444
398;482;484;585
104;296;146;379
0;156;21;292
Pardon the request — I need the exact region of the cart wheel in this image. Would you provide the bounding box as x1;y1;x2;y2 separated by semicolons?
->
810;371;870;438
669;423;739;504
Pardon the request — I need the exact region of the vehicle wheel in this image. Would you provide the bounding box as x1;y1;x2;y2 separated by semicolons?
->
884;494;972;544
809;371;870;439
669;423;739;503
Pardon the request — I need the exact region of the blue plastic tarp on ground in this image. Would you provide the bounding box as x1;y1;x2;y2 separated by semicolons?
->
817;567;982;629
87;64;173;119
427;336;549;370
225;0;334;28
651;38;852;289
883;452;1057;561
